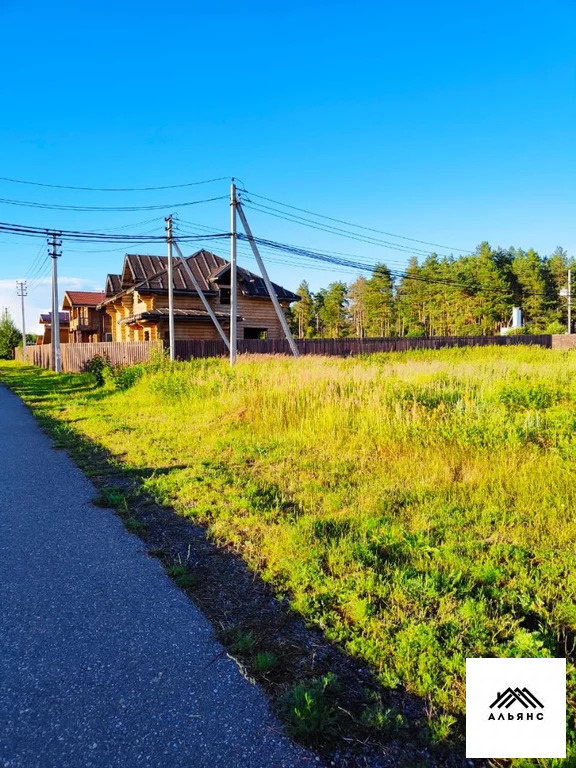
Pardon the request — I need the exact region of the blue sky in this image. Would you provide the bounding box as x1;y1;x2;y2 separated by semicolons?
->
1;0;575;330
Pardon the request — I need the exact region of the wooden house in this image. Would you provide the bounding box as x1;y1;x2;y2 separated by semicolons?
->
99;250;300;343
38;312;70;345
62;291;110;343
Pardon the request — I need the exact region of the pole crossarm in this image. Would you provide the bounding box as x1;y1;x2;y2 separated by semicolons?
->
172;240;231;350
236;201;300;358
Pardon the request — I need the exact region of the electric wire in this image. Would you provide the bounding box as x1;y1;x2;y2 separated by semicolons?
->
241;189;472;254
242;200;444;257
24;241;48;279
0;221;229;243
239;234;555;298
0;176;229;192
27;255;51;291
0;195;228;213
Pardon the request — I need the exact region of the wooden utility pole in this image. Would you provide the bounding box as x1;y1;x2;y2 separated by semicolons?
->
49;233;62;373
166;215;175;361
236;201;300;358
230;182;238;366
16;280;27;362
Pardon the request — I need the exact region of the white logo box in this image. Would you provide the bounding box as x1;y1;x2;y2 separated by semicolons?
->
466;658;566;759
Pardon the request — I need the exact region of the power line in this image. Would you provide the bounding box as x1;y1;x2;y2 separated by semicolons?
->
241;200;441;257
24;241;48;279
241;188;472;254
0;221;229;243
0;194;228;212
0;175;229;192
27;255;52;291
239;233;554;298
175;217;422;270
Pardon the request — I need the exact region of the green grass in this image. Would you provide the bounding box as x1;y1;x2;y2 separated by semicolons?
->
2;347;576;763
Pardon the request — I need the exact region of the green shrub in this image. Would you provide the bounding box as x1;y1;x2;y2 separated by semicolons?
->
84;354;111;386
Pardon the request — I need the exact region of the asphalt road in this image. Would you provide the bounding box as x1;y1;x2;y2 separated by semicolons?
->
0;384;314;768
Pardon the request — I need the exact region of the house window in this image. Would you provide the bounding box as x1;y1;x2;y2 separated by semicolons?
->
79;307;89;325
105;333;113;342
219;287;230;305
243;327;268;340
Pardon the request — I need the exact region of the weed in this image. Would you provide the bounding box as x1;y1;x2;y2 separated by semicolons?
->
167;564;197;589
426;712;458;744
92;486;128;510
360;695;406;735
225;628;257;655
278;673;341;742
123;518;146;532
253;651;279;673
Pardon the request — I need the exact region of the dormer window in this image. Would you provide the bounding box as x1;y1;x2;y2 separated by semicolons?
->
220;287;230;305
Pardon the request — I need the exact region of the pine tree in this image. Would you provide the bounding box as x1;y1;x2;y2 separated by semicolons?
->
511;248;550;331
295;281;314;338
365;264;394;336
348;276;369;338
319;282;348;337
0;309;22;359
312;288;327;337
395;257;425;336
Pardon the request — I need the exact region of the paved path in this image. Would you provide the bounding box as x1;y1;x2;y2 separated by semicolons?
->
0;385;313;768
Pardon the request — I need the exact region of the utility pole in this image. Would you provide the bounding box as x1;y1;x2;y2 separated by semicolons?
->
236;201;300;357
165;215;175;361
49;232;62;373
230;181;237;366
16;280;27;362
568;268;572;335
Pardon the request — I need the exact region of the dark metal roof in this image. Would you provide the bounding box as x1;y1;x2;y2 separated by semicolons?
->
105;274;122;297
103;250;300;304
39;312;70;325
122;250;224;294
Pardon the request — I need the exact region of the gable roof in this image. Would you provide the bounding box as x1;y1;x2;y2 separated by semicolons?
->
101;249;300;305
39;311;69;325
120;250;223;294
105;274;122;297
63;291;105;308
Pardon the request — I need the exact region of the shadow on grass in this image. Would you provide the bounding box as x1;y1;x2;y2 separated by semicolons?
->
0;364;477;768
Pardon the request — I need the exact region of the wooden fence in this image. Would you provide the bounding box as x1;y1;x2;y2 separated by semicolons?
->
175;334;552;359
15;341;163;373
15;335;553;372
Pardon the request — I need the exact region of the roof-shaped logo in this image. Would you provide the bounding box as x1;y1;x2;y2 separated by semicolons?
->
490;687;544;709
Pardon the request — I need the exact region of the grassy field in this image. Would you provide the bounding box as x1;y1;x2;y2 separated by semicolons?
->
2;346;575;765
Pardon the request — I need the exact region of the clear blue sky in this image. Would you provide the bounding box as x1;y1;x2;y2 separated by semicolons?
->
1;0;575;330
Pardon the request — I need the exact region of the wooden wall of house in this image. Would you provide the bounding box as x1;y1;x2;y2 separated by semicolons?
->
105;289;292;343
41;328;70;345
235;296;289;340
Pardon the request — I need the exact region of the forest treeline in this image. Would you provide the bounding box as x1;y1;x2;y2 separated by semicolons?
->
288;242;575;338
